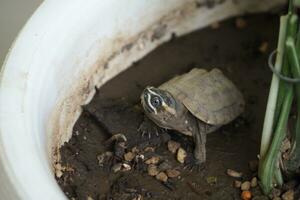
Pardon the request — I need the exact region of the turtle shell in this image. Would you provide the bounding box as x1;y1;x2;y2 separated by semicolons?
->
159;68;245;125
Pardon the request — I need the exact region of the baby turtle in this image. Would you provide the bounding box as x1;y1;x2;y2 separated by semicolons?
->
140;68;245;166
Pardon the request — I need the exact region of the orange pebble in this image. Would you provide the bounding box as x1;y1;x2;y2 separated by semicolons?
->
241;191;252;200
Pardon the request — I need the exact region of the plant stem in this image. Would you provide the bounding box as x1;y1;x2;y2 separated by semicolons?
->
259;84;294;194
273;14;299;183
260;16;288;159
284;38;300;171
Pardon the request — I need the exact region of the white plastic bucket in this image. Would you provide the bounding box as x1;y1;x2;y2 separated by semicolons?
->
0;1;284;199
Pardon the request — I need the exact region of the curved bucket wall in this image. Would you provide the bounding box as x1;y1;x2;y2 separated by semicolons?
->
0;1;284;199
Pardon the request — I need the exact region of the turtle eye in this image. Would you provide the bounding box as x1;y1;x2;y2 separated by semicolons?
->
150;96;161;108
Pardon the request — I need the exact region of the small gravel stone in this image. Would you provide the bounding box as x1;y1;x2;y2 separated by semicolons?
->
145;156;160;165
111;163;131;172
124;152;135;162
55;170;63;178
177;148;187;164
132;194;143;200
122;163;131;171
86;196;94;200
87;196;94;200
241;190;252;200
112;163;123;173
144;147;155;152
166;169;180;178
97;151;113;166
241;181;251;191
251;177;258;187
281;190;294;200
55;163;64;178
206;176;217;185
156;172;168;182
148;164;159;176
168;140;181;154
234;180;242;188
226;169;242;178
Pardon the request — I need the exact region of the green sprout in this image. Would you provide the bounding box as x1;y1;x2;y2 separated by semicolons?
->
259;0;300;194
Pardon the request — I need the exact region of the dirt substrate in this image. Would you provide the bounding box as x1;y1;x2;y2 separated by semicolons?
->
56;14;299;200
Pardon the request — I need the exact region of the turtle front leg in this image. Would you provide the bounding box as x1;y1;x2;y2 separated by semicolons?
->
185;120;208;172
193;121;220;163
193;123;207;164
187;122;220;171
138;116;167;138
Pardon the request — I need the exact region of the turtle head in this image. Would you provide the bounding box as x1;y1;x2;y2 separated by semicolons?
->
141;86;177;117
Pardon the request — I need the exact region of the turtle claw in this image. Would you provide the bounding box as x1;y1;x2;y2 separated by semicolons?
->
138;118;165;139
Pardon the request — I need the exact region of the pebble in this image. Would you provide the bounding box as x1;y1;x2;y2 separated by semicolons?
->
234;180;242;188
132;194;143;200
56;170;63;178
144;147;155;152
124;152;135;162
54;163;64;178
166;169;180;178
281;190;294;200
148;164;159;176
97;152;113;166
177;148;187;164
206;176;217;185
226;169;242;178
241;181;251;191
273;197;281;200
167;140;181;154
112;163;123;173
241;191;252;200
122;163;131;171
251;177;258;187
235;18;247;29
112;163;131;173
156;172;168;182
145;156;160;165
87;196;94;200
